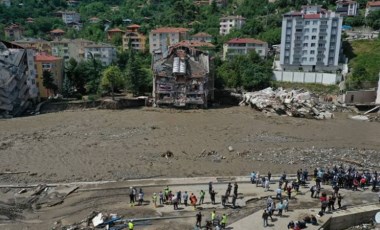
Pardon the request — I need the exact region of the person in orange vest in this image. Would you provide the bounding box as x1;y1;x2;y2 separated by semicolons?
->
190;193;197;210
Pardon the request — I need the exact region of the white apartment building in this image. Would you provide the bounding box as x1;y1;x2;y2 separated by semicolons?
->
219;15;246;35
223;38;268;60
84;43;117;66
336;0;358;16
365;1;380;17
149;27;189;54
62;11;80;24
280;6;343;71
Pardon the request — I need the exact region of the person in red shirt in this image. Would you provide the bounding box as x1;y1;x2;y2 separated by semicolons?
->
353;179;359;191
360;177;366;190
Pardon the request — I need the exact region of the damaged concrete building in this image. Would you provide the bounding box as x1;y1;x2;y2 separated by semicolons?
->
0;41;38;117
152;42;214;108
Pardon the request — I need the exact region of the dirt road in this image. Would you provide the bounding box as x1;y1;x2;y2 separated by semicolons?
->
0;107;379;184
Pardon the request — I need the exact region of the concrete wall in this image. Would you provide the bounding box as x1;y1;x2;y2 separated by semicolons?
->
343;90;377;104
320;204;380;230
273;71;340;85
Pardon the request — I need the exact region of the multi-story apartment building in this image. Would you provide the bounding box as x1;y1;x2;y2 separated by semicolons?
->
51;38;95;63
191;32;213;42
123;24;147;52
336;0;358;16
84;43;117;66
14;38;51;54
280;6;343;71
223;38;268;60
219;15;246;35
365;1;380;17
4;24;23;41
149;27;189;54
35;54;64;98
62;11;80;24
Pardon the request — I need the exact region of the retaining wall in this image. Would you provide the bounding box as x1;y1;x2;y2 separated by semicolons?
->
273;71;341;85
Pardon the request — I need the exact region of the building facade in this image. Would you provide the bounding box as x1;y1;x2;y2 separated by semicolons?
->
62;11;80;24
366;1;380;17
280;6;343;71
219;15;246;35
51;38;95;63
122;24;147;52
336;0;358;16
4;24;23;41
35;54;64;98
149;27;189;55
191;32;213;42
14;38;51;54
84;43;117;66
223;38;268;60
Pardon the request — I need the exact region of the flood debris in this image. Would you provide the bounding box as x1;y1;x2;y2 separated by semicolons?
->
239;87;340;119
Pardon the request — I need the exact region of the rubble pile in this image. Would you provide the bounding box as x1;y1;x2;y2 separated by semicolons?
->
239;87;336;119
0;41;38;117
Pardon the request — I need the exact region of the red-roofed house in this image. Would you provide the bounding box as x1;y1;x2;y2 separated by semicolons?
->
223;38;268;60
107;28;125;40
149;27;190;54
366;1;380;17
123;24;147;52
35;54;64;98
50;29;65;40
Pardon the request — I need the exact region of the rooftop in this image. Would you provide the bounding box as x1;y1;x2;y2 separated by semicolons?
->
35;54;62;62
192;32;212;38
172;40;215;48
50;29;65;34
226;38;267;45
107;28;124;33
367;1;380;6
85;43;115;48
220;15;246;20
127;24;141;29
151;27;189;33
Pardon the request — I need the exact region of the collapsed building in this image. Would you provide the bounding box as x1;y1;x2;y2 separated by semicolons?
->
152;42;214;108
0;41;38;117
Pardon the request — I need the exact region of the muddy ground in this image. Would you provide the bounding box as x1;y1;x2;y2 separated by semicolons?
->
0;107;380;184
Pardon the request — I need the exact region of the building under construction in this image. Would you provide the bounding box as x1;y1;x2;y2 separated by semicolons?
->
152;42;214;108
0;40;38;117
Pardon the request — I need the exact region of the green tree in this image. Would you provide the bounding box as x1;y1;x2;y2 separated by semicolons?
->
42;70;58;96
101;65;124;100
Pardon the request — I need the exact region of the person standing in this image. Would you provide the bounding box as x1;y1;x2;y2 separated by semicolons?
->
129;187;135;207
233;182;238;197
337;193;343;209
172;195;179;210
159;191;164;205
221;213;227;228
199;190;205;205
190;193;197;210
268;171;272;182
209;182;213;195
210;190;216;205
152;193;157;208
226;183;232;197
177;191;182;204
211;210;216;223
232;194;237;208
262;210;269;227
196;211;202;228
276;187;282;200
183;191;189;207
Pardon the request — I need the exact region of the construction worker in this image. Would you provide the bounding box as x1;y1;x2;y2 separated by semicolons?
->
211;210;216;222
128;220;134;230
199;190;205;205
129;187;135;207
221;214;227;228
152;192;157;208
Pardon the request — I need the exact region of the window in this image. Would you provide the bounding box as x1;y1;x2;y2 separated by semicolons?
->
313;20;318;25
312;28;317;32
42;63;52;69
302;57;307;62
303;50;308;55
309;57;314;61
311;43;316;47
296;29;302;32
319;36;324;40
318;43;324;47
296;36;301;40
304;28;310;32
317;58;322;61
304;36;309;40
305;21;310;25
318;50;323;54
312;36;316;40
303;43;308;47
286;35;291;41
310;50;315;54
